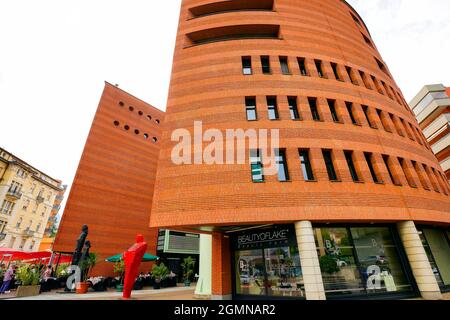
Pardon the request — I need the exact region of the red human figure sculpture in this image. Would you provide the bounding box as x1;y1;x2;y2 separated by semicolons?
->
122;234;147;299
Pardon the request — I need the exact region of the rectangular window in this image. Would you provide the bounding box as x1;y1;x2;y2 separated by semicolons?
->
308;97;321;121
0;220;7;233
381;80;393;99
346;66;357;85
299;149;315;181
322;149;338;181
298;57;308;76
375;57;389;75
410;123;423;145
362;105;375;128
361;33;374;48
267;96;279;120
242;56;252;75
400;118;414;140
245;97;257;121
288;96;300;120
389;113;404;136
376;109;391;132
346;102;358;125
327;99;340;122
382;155;400;185
250;149;264;182
315;60;325;78
279;56;290;74
261;56;271;74
1;200;15;216
423;164;440;192
359;70;372;89
345;151;360;182
398;157;416;187
371;75;384;94
364;152;380;183
330;62;341;80
276;149;289;182
411;160;429;190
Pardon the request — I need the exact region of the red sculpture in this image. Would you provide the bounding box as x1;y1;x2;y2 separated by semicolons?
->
122;234;147;299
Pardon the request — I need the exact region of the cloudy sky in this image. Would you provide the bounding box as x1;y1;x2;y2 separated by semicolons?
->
0;0;449;214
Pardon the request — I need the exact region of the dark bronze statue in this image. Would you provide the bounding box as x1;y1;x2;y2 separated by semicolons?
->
72;225;88;266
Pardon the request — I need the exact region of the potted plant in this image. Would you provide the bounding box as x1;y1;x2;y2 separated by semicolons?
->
113;259;125;292
181;256;195;287
152;263;169;290
15;265;41;297
76;253;97;294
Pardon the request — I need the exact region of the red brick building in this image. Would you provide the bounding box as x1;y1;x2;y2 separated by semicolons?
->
53;82;164;275
149;0;450;300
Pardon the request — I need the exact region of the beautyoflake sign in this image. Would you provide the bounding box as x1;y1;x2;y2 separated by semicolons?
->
232;225;297;250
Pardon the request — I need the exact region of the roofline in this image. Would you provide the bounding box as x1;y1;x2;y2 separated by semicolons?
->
104;81;165;114
341;0;372;37
409;83;447;108
0;146;62;185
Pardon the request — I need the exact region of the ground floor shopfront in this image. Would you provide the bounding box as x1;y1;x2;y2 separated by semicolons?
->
209;221;450;300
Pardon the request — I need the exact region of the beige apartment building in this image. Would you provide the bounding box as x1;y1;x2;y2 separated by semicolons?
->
410;84;450;180
0;147;64;252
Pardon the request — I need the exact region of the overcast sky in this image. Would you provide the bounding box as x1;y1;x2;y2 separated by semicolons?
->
0;0;449;215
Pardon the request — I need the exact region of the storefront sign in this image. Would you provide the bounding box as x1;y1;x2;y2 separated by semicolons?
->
231;225;297;250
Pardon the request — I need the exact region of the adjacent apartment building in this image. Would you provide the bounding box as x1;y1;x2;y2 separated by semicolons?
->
149;0;450;300
409;84;450;181
0;148;64;251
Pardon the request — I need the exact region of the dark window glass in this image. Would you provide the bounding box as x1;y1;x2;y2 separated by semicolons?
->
299;149;315;181
288;96;300;120
309;97;321;121
362;105;375;128
345;151;360;182
346;102;358;125
315;60;324;78
364;152;380;183
279;56;290;74
242;56;252;75
331;62;341;80
261;56;271;74
322;149;338;181
250;149;264;182
245;97;257;121
382;155;398;185
327;99;340;122
267;96;279;120
298;57;308;76
276;149;289;182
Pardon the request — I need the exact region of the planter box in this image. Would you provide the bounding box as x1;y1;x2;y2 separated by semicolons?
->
16;285;41;298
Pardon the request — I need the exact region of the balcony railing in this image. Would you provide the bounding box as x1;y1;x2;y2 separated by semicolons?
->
23;229;35;238
36;195;45;203
6;190;22;200
0;232;6;241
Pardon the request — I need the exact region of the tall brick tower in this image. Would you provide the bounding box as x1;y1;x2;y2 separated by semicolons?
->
150;0;450;300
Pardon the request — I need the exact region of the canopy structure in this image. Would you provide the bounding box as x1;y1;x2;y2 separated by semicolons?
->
0;249;72;264
105;253;159;263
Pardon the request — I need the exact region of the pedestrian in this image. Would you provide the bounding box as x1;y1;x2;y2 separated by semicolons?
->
0;264;15;294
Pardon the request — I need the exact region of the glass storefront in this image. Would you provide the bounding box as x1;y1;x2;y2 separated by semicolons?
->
233;225;304;298
314;226;413;297
419;227;450;288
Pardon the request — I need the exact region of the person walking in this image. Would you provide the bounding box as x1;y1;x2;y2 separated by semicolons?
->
0;264;15;294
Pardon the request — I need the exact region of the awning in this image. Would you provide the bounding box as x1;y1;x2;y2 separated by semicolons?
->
0;249;72;264
105;253;159;263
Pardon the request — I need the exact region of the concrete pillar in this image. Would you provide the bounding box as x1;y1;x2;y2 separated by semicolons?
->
195;234;212;298
397;221;442;300
295;221;326;300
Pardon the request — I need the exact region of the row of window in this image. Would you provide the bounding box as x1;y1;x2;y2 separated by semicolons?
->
113;120;158;143
118;101;161;125
250;148;449;195
244;96;430;150
241;56;410;114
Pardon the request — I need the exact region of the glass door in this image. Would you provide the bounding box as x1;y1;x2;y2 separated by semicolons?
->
235;249;266;296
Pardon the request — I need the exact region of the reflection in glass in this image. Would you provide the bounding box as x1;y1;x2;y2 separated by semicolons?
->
235;250;266;295
422;228;450;286
420;230;444;287
264;247;304;297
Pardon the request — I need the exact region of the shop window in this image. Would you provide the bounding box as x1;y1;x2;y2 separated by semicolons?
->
331;62;341;81
297;57;308;76
382;155;401;185
327;99;340;123
346;102;358;125
299;149;315;181
419;228;450;288
250;149;264;182
315;60;325;78
275;149;289;182
245;97;257;121
322;149;339;181
261;56;271;74
266;96;279;120
242;56;252;75
279;56;290;74
314;226;413;297
364;152;381;183
344;151;360;182
288;96;300;120
308;97;321;121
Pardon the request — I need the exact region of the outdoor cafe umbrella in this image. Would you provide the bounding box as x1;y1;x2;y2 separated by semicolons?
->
105;253;159;263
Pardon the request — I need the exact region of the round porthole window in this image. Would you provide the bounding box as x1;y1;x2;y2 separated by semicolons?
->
119;101;124;107
129;106;134;112
155;119;160;124
152;137;158;143
147;115;152;121
138;111;143;116
124;125;130;131
134;129;140;135
143;133;149;139
113;121;120;126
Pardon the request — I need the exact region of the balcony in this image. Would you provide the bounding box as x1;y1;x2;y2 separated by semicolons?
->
0;232;6;241
6;190;22;201
36;195;45;203
23;229;35;238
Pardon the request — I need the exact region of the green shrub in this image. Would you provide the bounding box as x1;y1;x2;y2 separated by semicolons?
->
319;255;340;274
16;266;40;286
152;263;169;282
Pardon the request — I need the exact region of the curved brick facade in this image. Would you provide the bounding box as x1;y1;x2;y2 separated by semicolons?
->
150;0;450;230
